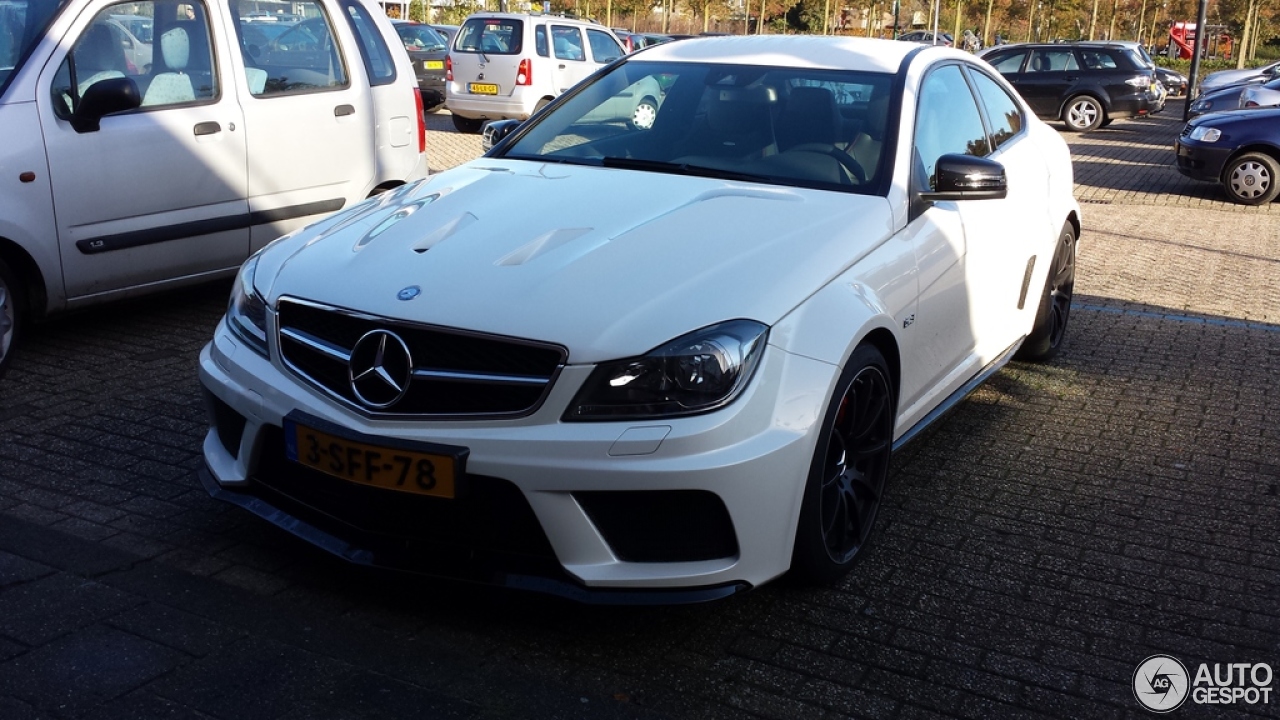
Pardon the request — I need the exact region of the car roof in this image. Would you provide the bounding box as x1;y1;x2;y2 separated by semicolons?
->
462;12;605;28
634;35;937;73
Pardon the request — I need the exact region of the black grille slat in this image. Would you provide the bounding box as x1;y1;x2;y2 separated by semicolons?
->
276;298;565;417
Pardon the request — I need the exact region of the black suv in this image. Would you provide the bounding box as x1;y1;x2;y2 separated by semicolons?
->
980;42;1158;131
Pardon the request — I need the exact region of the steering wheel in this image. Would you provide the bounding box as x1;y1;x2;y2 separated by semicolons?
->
787;143;867;185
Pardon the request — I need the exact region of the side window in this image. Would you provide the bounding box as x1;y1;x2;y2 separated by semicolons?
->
1079;50;1118;70
234;1;349;96
586;29;621;64
52;1;219;117
988;51;1026;74
341;0;396;87
969;70;1024;150
1029;50;1078;72
535;25;548;57
913;64;990;190
551;25;584;62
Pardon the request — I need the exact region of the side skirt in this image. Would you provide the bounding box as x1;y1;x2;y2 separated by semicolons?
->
892;336;1025;452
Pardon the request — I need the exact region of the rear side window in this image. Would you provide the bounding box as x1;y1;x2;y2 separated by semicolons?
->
551;25;584;61
1028;49;1079;72
586;29;622;64
1080;50;1119;70
234;0;349;96
456;18;522;55
341;0;396;86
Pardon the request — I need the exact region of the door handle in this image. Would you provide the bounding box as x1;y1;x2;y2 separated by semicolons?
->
335;104;355;117
193;121;221;136
558;64;566;70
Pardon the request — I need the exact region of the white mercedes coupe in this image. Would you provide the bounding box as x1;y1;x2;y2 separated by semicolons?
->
199;36;1080;603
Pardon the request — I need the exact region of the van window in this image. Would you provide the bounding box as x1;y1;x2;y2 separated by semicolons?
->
340;0;395;86
456;17;521;55
550;25;583;62
586;29;621;64
234;0;349;96
535;25;547;57
52;0;219;117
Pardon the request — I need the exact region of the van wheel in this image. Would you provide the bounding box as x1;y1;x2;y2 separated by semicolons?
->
1062;95;1103;132
451;114;485;134
0;257;23;381
791;344;895;584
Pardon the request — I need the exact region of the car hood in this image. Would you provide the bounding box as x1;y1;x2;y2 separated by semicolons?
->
1201;68;1270;94
257;161;894;364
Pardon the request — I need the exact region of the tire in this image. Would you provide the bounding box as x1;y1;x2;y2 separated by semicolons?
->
450;113;485;134
792;344;895;584
1099;117;1114;128
631;97;658;130
533;97;552;113
0;256;23;381
1062;95;1103;132
1017;223;1076;362
1222;152;1280;206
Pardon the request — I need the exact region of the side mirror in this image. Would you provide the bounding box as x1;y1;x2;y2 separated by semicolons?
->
482;118;523;152
71;77;141;133
920;153;1008;202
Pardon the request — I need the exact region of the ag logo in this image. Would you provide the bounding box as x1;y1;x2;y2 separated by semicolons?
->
1134;654;1190;712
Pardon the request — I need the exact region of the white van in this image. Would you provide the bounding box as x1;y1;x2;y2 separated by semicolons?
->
0;0;428;379
444;12;624;133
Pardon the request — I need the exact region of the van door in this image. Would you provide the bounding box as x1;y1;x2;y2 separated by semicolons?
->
40;0;250;302
548;24;592;94
233;0;375;249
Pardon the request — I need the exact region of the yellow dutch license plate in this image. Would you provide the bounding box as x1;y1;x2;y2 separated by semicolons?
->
424;60;444;70
284;416;463;499
469;82;499;95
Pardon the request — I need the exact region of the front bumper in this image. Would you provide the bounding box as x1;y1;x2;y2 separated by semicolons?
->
1174;137;1231;182
198;317;837;601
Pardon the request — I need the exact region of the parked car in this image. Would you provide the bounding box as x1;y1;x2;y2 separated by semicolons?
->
1175;106;1280;205
100;15;152;74
980;42;1157;131
0;0;428;380
1197;59;1280;97
198;35;1081;602
392;19;448;112
896;30;953;46
1155;66;1188;96
445;12;625;133
1187;77;1276;117
1239;78;1280;110
430;23;458;46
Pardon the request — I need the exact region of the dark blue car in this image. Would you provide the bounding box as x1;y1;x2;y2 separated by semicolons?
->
1175;106;1280;205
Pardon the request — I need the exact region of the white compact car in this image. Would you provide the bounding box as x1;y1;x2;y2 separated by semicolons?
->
199;36;1081;603
444;12;625;133
0;0;428;380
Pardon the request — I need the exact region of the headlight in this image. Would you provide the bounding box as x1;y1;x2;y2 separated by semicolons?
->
564;319;768;421
226;255;269;357
1191;99;1210;113
1188;126;1222;143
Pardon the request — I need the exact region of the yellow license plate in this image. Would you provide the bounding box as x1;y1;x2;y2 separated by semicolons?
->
469;83;499;95
424;60;444;70
284;417;462;499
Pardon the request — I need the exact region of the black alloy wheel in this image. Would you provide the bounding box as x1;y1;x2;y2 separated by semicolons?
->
1017;223;1076;361
792;344;895;583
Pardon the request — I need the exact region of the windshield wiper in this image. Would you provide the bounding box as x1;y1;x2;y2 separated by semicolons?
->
599;157;773;184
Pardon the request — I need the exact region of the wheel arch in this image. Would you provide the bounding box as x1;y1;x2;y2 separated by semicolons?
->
858;327;901;412
0;237;49;323
1219;144;1280;183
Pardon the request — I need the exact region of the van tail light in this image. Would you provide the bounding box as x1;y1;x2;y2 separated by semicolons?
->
516;58;532;86
446;55;453;82
414;89;426;154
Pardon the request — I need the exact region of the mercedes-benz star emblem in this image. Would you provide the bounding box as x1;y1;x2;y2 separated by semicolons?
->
348;330;413;409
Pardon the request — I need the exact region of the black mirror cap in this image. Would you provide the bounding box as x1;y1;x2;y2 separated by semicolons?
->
922;153;1008;201
71;77;141;133
482;118;523;153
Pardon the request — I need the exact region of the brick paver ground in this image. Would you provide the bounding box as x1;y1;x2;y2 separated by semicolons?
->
0;101;1276;719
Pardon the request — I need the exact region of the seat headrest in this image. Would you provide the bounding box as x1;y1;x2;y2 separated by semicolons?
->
776;86;839;149
706;84;777;135
161;27;190;72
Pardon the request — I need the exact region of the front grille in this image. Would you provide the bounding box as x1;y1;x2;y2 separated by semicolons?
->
276;298;566;417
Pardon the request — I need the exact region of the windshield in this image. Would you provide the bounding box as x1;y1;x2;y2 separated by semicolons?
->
396;22;445;52
498;60;894;194
1;0;68;96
